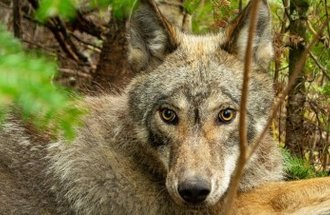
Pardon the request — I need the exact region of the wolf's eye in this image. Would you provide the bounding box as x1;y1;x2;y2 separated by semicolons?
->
160;108;178;124
218;109;236;123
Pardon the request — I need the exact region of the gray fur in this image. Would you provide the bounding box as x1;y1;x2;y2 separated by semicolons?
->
0;1;282;214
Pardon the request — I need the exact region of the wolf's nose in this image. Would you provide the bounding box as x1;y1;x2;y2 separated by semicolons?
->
178;179;211;204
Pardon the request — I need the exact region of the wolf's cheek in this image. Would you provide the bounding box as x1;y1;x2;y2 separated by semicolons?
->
155;145;171;171
209;146;239;204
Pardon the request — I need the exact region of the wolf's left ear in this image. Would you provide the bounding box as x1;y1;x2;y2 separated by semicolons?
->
222;0;273;69
128;0;179;72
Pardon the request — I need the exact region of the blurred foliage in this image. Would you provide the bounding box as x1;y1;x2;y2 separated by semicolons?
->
90;0;137;19
184;0;247;33
36;0;77;21
0;26;84;139
36;0;137;21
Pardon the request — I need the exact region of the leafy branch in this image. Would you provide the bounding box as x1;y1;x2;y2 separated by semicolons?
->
0;26;85;139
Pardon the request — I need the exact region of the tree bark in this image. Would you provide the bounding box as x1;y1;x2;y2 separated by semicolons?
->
93;17;130;92
13;0;21;38
285;0;309;156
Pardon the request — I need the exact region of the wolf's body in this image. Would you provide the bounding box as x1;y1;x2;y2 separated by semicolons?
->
234;177;330;215
1;0;328;214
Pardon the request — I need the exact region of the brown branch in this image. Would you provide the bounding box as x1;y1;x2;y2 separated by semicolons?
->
70;11;104;39
274;0;290;85
180;0;191;32
282;0;292;22
223;0;261;214
324;0;330;37
247;17;330;161
45;19;80;62
0;1;11;9
45;17;91;65
22;39;61;56
307;20;318;36
22;13;85;63
55;18;90;64
58;68;91;78
70;33;102;52
26;0;92;65
13;0;22;38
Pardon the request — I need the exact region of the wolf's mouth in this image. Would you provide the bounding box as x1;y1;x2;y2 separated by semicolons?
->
181;202;209;211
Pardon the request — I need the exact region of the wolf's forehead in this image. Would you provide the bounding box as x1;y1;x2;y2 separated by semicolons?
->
178;33;225;57
174;33;242;72
171;76;240;110
162;52;242;107
170;88;239;113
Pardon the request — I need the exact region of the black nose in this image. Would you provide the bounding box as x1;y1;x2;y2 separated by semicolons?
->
178;179;211;204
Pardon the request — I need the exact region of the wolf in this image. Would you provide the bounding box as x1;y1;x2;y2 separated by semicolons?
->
0;0;285;214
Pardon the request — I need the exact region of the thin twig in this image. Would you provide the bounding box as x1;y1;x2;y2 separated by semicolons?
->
247;17;330;161
309;51;330;80
70;11;104;39
26;0;91;65
324;0;330;37
0;1;11;9
59;68;91;78
70;33;102;52
282;0;292;22
223;1;261;214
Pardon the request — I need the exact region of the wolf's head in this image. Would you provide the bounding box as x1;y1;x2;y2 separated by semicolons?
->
127;0;275;208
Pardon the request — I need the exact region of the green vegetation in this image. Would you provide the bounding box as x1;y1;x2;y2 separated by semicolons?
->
0;26;84;139
36;0;136;21
0;0;136;139
282;149;328;180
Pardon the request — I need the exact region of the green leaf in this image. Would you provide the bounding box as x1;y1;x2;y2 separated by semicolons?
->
89;0;137;19
36;0;77;22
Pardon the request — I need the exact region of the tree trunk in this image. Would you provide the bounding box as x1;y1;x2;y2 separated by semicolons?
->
93;17;130;92
285;0;309;156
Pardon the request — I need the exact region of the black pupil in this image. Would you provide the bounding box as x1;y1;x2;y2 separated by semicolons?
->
164;109;174;120
222;109;232;119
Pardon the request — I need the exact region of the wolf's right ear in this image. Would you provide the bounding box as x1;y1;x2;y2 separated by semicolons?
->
222;0;274;70
128;0;179;72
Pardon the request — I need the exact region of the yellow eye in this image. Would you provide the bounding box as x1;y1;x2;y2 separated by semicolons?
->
160;108;178;124
219;109;236;123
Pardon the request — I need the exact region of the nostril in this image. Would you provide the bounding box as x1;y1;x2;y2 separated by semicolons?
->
178;179;211;204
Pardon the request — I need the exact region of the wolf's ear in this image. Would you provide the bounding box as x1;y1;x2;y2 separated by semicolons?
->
222;0;273;69
128;0;179;72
